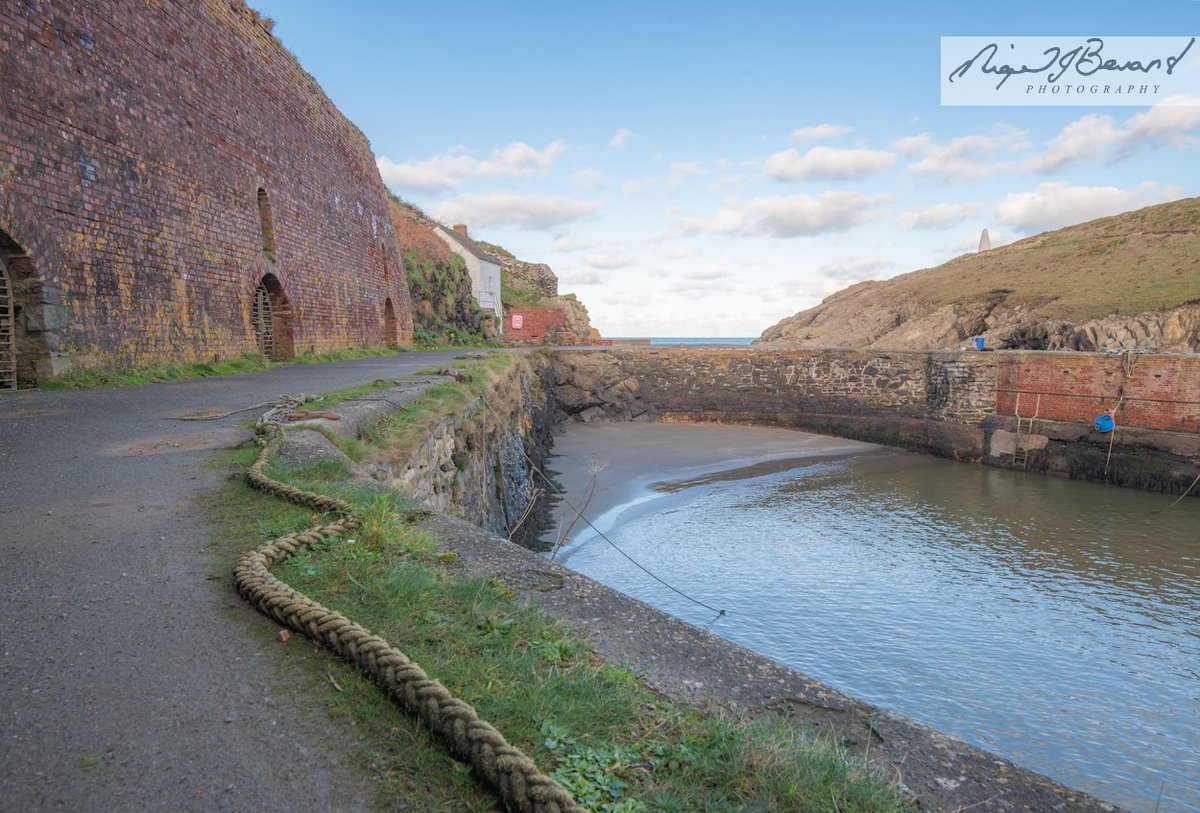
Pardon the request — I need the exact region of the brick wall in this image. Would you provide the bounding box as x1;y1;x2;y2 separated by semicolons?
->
0;0;413;383
995;353;1200;433
507;307;566;344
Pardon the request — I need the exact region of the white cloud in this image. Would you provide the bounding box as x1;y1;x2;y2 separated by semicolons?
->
901;125;1029;183
622;178;655;195
1119;97;1200;152
1022;98;1200;174
741;192;892;237
661;244;699;260
434;193;602;230
571;168;608;188
553;232;597;252
377;154;477;194
376;140;566;193
678;192;891;238
764;146;895;181
789;123;853;142
818;256;893;280
683;267;734;281
609;127;635;148
993;181;1178;233
584;252;632;270
559;270;605;285
667;161;707;190
898;202;985;230
1022;114;1120;174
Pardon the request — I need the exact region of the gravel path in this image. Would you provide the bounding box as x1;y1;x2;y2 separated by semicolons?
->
0;351;466;812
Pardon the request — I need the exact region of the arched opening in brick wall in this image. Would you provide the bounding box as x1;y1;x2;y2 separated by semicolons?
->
0;255;15;390
383;298;398;348
251;274;294;360
0;228;51;388
256;188;277;260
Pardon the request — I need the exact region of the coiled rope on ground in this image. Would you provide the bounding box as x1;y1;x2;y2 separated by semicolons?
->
233;406;587;813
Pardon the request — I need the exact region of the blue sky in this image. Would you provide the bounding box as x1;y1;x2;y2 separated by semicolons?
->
252;1;1200;337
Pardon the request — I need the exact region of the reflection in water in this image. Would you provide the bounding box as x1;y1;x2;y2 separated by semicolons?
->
549;437;1200;813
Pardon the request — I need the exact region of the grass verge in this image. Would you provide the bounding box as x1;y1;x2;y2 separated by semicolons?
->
43;347;404;390
204;359;911;812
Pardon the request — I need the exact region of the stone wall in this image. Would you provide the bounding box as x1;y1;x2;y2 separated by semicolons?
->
384;359;554;546
0;0;413;383
548;347;1200;496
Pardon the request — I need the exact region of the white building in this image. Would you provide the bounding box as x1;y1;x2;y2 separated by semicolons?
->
433;223;502;333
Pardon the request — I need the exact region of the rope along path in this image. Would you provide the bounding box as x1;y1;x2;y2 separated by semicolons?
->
233;410;587;813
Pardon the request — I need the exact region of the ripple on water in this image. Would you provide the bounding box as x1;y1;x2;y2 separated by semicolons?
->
549;436;1200;813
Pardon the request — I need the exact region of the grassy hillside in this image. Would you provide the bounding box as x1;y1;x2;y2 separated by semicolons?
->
387;197;486;345
881;197;1200;320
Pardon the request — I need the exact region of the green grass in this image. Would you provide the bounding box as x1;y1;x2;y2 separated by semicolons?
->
882;197;1200;320
202;359;911;812
42;347;404;390
501;269;542;309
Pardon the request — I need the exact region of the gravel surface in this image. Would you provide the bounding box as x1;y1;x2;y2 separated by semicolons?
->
0;351;465;813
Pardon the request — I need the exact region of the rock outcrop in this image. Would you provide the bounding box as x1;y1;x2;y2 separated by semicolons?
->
758;198;1200;353
388;198;486;342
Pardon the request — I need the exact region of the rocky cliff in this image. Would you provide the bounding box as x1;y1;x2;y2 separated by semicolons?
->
476;241;603;345
758;198;1200;353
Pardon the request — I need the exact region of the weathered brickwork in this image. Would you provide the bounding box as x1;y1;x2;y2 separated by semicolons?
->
995;353;1200;433
0;0;413;384
506;307;566;344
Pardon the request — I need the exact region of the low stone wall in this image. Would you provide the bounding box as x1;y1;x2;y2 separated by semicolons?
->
546;347;1200;497
374;359;554;546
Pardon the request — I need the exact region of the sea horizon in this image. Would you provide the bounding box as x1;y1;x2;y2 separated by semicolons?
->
608;336;755;346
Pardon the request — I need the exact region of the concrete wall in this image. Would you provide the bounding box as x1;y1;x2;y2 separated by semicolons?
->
0;0;413;383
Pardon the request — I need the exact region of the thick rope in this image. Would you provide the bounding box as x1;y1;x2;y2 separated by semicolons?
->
234;417;587;813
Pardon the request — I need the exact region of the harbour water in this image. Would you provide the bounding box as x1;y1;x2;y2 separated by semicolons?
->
542;422;1200;813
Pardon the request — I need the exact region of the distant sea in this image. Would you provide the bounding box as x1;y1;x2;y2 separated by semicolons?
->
609;337;755;346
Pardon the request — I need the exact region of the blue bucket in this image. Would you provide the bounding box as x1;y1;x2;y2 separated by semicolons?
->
1094;414;1114;433
973;337;985;351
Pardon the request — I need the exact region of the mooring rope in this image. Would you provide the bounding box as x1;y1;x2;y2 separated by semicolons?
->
233;410;586;813
478;397;727;622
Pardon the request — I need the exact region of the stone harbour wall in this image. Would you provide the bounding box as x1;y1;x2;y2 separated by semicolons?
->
548;347;1200;496
0;0;413;383
382;359;554;546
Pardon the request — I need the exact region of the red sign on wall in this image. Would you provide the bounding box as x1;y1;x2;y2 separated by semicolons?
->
512;314;524;329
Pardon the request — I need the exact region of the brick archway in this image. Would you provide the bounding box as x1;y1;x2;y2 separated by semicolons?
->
0;228;51;388
252;274;294;360
384;298;398;348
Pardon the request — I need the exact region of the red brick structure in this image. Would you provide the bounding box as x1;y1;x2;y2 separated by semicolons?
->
506;307;567;344
0;0;413;386
995;352;1200;433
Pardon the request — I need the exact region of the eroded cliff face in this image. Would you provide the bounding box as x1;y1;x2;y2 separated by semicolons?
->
759;295;1200;353
384;359;554;547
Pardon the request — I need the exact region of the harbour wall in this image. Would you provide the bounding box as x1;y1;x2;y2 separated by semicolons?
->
544;347;1200;497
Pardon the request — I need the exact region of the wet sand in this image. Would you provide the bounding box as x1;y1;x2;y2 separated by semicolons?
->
542;422;880;554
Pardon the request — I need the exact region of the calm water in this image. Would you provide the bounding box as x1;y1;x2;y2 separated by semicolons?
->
544;423;1200;813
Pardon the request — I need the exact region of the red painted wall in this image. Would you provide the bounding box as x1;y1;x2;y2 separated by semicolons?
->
507;307;566;344
995;353;1200;433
